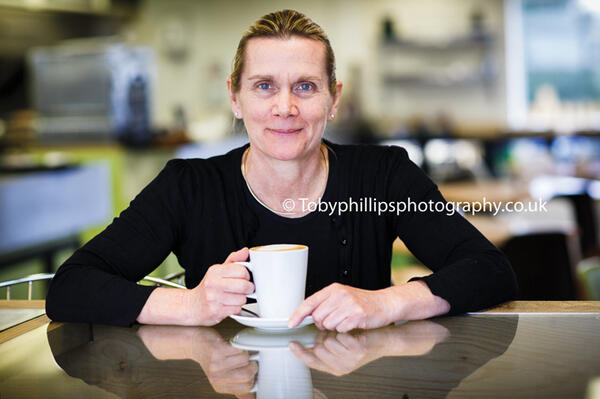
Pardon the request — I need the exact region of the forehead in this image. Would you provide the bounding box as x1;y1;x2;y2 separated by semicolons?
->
243;36;327;78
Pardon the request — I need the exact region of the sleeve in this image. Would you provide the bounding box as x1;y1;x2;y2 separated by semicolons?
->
386;147;518;315
46;159;192;326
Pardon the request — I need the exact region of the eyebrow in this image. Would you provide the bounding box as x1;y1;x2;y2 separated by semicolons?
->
246;74;323;83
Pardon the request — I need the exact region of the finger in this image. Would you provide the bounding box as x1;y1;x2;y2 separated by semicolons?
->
320;306;351;331
211;361;258;383
322;334;350;355
220;264;251;280
211;344;247;359
313;342;343;366
224;247;249;264
307;345;348;377
288;289;331;328
210;352;252;374
335;317;358;333
289;342;324;370
315;330;334;345
312;294;349;330
334;331;362;350
220;278;254;295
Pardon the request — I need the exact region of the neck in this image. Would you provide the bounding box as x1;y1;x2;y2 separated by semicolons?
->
242;144;328;217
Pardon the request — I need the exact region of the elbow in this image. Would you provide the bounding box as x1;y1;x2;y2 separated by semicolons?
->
45;272;65;322
45;264;79;323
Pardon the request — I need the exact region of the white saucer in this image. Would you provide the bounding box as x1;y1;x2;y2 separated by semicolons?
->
230;303;314;331
231;326;318;351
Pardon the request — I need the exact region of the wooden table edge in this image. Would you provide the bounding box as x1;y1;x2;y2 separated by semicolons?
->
0;314;51;344
0;300;46;309
0;300;49;343
472;301;600;314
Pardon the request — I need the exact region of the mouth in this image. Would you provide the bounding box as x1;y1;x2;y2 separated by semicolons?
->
266;128;303;135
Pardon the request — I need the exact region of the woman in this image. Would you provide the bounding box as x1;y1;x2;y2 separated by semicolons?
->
46;10;516;332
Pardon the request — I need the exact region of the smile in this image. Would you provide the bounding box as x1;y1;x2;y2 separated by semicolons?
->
266;128;303;134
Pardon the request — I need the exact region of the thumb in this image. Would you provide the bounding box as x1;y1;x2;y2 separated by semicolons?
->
224;247;249;264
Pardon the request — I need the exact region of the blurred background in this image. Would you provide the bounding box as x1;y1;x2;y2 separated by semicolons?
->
1;0;600;301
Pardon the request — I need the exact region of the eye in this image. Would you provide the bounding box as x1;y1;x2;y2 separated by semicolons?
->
296;82;314;92
257;82;273;90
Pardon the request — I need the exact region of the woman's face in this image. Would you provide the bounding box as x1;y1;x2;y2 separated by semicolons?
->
228;36;342;162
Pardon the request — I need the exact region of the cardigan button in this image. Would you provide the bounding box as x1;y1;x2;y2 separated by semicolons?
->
341;238;347;245
342;269;349;276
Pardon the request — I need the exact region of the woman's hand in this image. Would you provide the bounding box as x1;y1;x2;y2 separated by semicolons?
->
288;281;451;332
138;325;258;396
186;248;255;326
137;248;254;326
289;330;373;376
288;320;449;376
288;283;395;332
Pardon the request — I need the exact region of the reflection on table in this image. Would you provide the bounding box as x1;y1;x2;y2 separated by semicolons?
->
1;301;599;398
45;318;515;399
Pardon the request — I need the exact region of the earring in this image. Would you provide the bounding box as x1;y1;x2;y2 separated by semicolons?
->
330;114;335;119
235;112;239;117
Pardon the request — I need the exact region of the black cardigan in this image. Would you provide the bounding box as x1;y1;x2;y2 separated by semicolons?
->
46;142;517;326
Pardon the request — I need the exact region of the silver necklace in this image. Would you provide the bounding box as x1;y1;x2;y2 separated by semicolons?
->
241;145;329;216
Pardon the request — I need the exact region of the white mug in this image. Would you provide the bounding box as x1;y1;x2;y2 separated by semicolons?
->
236;244;308;319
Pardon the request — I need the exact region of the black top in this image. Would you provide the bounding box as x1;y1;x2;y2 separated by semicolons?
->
46;141;517;326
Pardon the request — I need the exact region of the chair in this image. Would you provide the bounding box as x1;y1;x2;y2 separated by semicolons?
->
0;272;185;300
0;273;55;300
577;257;600;300
500;232;578;300
139;275;185;289
555;193;599;256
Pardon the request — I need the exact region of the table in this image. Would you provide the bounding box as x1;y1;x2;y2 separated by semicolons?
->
1;301;599;398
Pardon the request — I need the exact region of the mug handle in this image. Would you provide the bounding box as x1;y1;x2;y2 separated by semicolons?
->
235;261;257;299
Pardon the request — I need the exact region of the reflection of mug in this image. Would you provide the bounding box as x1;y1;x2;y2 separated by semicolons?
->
236;244;308;318
251;349;312;399
232;326;317;399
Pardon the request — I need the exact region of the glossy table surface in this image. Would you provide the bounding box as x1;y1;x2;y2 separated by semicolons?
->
1;301;599;398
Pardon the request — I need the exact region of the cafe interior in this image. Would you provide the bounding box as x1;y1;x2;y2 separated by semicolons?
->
1;0;600;398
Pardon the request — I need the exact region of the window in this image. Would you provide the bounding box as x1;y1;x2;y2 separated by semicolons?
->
505;0;600;132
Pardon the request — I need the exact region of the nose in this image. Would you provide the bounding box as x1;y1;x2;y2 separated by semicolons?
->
272;89;298;118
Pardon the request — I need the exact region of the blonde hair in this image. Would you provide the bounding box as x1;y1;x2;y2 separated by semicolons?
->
230;9;337;96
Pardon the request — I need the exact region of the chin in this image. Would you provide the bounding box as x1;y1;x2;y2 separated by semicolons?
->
265;146;305;161
259;134;316;161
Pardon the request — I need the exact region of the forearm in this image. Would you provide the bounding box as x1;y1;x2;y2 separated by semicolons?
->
383;280;450;322
136;287;194;325
46;261;157;326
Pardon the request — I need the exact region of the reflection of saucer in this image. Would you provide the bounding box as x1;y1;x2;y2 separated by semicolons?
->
229;303;314;331
231;325;318;351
